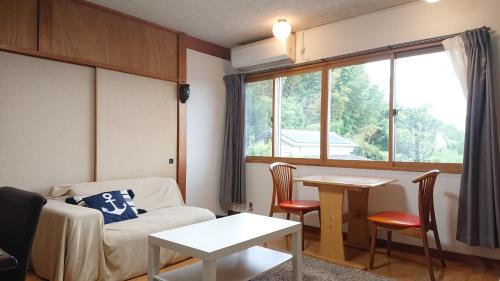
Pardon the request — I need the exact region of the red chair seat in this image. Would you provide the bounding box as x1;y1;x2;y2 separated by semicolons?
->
278;200;320;210
368;211;421;228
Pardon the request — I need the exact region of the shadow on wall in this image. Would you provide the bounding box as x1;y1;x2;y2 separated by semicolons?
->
368;183;409;214
444;191;459;248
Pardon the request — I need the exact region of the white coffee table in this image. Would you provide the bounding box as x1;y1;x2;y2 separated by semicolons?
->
148;213;302;281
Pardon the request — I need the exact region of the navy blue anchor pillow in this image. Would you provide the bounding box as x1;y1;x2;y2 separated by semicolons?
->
82;190;138;224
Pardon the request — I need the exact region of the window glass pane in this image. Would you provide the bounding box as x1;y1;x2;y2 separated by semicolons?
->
328;60;391;160
276;71;322;158
394;51;465;163
245;80;273;156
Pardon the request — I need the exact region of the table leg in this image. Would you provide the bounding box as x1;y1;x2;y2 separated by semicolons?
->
202;260;216;281
148;244;160;281
346;189;370;248
292;229;303;281
318;186;345;261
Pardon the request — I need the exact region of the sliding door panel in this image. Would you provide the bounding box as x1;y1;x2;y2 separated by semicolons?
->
0;51;95;194
96;68;177;181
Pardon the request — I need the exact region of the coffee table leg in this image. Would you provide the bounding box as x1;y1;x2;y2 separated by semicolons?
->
202;260;216;281
148;244;159;281
292;230;303;281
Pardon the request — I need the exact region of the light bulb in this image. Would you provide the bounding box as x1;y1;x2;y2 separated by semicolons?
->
272;19;291;40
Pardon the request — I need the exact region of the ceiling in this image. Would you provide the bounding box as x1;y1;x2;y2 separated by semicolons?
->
87;0;418;48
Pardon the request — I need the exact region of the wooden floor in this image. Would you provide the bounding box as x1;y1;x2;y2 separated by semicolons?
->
27;231;500;281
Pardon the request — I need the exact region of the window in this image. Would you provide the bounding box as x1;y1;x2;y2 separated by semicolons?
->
245;44;464;172
328;60;391;161
245;79;273;156
394;51;465;163
276;71;322;158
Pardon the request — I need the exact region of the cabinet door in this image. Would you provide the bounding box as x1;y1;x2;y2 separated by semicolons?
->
39;0;178;81
0;51;95;194
0;0;38;50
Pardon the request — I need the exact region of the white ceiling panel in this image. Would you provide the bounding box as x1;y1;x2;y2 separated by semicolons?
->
86;0;418;48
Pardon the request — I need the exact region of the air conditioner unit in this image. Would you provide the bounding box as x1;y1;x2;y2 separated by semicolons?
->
231;35;296;71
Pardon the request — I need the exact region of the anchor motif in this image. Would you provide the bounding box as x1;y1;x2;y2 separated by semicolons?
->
101;193;127;215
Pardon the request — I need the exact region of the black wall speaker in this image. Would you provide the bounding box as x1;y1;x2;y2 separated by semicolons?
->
179;84;190;103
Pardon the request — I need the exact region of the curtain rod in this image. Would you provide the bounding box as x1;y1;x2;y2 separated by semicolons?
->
245;26;491;76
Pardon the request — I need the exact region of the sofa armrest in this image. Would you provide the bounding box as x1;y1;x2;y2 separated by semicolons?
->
41;199;103;220
31;200;106;281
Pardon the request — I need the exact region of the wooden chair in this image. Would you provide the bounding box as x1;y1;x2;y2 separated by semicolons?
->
368;170;445;281
269;162;320;250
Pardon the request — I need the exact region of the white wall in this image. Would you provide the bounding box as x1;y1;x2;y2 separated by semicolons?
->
186;49;233;215
296;0;500;65
246;0;500;259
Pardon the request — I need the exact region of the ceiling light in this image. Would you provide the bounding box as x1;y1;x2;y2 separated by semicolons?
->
272;19;291;40
424;0;440;3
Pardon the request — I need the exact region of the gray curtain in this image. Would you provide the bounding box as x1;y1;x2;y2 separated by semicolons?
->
457;27;500;248
219;74;246;205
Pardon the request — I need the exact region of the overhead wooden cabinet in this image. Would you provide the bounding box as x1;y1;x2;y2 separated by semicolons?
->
39;0;178;81
0;0;38;50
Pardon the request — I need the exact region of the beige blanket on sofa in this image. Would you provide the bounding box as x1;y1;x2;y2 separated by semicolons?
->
31;177;215;281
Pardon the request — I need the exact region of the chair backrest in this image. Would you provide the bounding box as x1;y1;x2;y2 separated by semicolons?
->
0;187;47;281
412;170;440;230
269;162;297;205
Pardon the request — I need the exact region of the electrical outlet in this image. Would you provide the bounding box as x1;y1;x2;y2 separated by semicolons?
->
248;202;253;212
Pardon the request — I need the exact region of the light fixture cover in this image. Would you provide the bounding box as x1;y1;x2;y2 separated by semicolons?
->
424;0;440;3
272;19;291;40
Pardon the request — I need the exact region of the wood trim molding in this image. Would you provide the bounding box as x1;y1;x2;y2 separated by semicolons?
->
247;156;323;166
93;68;98;182
246;156;462;174
178;34;188;83
302;226;500;270
184;35;230;61
177;34;187;201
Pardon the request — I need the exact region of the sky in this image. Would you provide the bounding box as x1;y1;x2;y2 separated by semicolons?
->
364;51;466;131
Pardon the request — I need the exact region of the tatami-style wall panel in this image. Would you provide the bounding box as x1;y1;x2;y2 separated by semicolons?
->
96;68;177;181
0;51;95;194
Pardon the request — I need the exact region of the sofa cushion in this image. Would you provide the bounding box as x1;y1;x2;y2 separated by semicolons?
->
83;190;138;224
65;189;146;215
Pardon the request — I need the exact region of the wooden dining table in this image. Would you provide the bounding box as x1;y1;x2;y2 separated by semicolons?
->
294;174;397;270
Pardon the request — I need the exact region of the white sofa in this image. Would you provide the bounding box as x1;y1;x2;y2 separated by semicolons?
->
31;177;215;281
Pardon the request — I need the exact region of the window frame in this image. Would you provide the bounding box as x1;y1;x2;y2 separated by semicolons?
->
245;42;463;174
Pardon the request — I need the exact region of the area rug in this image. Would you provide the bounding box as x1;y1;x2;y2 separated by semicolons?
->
250;255;394;281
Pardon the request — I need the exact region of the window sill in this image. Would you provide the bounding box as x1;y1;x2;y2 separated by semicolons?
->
246;156;462;174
